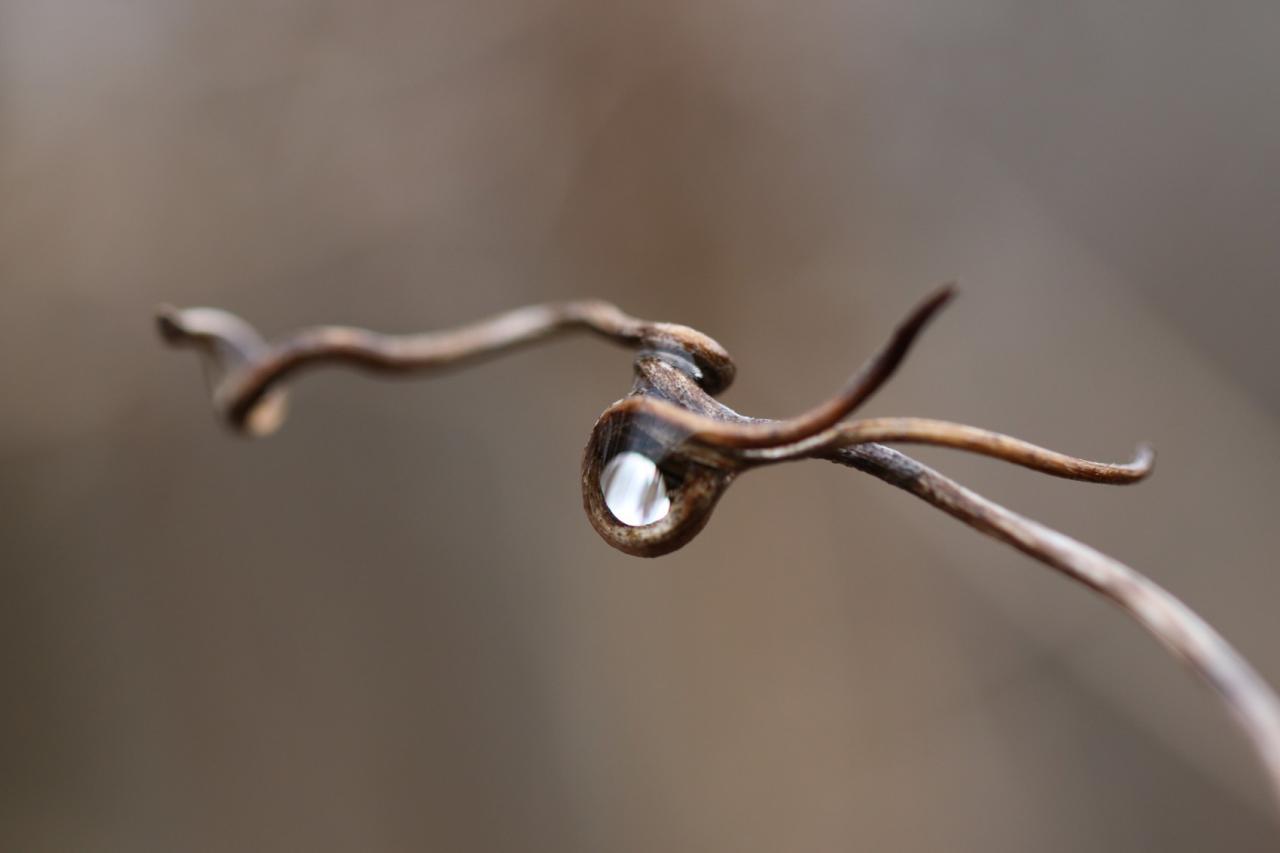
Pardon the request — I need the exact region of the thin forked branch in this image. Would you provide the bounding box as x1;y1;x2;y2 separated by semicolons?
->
155;289;1280;816
609;395;1155;484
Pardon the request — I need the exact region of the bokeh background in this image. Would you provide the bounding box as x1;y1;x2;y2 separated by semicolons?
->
4;2;1280;850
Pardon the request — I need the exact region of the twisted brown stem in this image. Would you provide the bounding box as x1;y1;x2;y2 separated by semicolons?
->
155;288;1280;816
156;300;735;434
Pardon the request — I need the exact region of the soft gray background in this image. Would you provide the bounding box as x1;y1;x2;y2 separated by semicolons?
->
3;2;1280;850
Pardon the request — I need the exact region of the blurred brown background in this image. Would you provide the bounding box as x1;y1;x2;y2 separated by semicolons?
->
3;1;1280;850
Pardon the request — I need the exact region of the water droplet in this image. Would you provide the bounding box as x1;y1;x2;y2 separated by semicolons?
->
601;451;671;527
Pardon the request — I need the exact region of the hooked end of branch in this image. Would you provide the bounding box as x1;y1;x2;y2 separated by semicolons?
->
1123;442;1157;482
155;304;289;437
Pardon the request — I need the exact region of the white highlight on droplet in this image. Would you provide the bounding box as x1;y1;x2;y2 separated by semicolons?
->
600;451;671;527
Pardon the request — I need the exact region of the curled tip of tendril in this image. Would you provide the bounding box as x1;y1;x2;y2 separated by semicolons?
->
1129;442;1157;478
155;304;289;436
574;285;1162;557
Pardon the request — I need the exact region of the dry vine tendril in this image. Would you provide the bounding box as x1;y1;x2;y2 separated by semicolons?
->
156;286;1280;814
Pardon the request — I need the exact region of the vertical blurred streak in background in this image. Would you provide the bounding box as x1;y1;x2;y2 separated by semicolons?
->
2;1;1280;850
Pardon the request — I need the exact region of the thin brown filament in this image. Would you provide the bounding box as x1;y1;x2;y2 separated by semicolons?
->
605;394;1152;484
634;284;955;449
158;300;734;434
737;416;1155;483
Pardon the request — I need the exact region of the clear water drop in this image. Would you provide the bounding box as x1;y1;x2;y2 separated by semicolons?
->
601;451;671;527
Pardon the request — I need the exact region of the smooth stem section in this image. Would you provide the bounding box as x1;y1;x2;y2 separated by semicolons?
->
832;442;1280;811
743;417;1154;484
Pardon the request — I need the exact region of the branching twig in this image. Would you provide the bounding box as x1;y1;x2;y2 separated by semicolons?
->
156;288;1280;816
